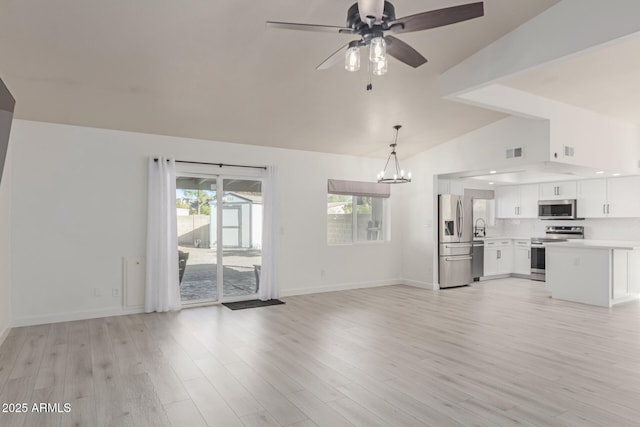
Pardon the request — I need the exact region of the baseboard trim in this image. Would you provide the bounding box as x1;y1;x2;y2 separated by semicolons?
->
0;326;10;346
402;279;437;290
280;279;402;298
12;306;145;327
13;279;437;325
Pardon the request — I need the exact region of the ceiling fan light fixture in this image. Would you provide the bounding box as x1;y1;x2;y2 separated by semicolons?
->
372;56;388;76
369;36;386;63
345;46;361;71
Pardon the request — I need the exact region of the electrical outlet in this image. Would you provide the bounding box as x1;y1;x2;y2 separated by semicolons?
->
112;288;121;298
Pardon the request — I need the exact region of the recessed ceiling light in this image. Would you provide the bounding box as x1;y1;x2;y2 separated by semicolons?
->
596;171;604;174
612;173;621;177
489;170;497;174
488;182;495;185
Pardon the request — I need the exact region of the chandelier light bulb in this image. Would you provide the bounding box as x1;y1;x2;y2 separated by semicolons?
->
400;169;405;177
345;46;360;72
408;172;412;179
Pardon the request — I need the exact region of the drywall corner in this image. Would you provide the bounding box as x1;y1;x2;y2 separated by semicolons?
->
0;135;12;344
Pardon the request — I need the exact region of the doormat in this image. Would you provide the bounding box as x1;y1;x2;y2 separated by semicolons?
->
222;299;285;310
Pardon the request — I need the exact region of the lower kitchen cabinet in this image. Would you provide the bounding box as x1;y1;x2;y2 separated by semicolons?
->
484;240;513;276
513;240;531;275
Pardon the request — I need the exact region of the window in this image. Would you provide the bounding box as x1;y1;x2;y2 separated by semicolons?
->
327;179;389;244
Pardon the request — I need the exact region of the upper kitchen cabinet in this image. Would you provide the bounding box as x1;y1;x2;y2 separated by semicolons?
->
578;176;640;218
496;184;538;219
437;179;464;195
539;181;577;200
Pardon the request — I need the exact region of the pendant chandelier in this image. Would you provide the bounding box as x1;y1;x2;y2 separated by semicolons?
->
376;125;411;184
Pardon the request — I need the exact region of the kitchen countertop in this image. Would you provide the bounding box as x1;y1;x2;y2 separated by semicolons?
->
473;236;532;241
548;239;640;250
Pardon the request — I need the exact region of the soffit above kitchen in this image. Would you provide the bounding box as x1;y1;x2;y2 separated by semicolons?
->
0;0;558;158
502;35;640;127
441;162;614;185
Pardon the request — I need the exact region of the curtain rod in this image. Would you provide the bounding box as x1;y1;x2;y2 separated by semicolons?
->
154;158;267;170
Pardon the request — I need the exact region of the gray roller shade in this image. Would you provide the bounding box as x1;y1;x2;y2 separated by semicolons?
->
328;179;390;198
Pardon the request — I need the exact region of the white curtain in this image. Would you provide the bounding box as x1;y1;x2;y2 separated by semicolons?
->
259;165;278;300
145;157;181;312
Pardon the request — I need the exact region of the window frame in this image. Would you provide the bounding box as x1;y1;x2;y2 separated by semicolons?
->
327;193;390;246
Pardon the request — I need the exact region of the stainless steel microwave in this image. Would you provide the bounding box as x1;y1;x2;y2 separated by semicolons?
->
538;199;578;219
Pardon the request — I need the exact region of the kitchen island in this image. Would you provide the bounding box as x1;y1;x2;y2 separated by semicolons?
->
546;240;640;307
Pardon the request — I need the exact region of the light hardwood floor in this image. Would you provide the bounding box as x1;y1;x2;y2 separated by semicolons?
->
1;278;640;426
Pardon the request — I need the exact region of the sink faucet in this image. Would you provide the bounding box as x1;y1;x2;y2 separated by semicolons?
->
474;218;486;237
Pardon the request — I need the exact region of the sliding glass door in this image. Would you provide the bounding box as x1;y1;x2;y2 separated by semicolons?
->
176;173;262;304
176;176;218;303
222;178;262;299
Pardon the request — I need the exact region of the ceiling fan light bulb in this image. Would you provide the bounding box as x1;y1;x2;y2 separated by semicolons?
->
369;37;386;63
372;56;387;76
345;46;360;72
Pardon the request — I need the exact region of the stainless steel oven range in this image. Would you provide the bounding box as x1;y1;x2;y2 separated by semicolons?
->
530;226;584;281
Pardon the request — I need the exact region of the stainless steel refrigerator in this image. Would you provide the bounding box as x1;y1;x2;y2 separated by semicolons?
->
438;194;473;288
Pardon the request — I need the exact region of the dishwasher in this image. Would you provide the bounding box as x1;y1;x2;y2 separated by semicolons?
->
472;240;484;281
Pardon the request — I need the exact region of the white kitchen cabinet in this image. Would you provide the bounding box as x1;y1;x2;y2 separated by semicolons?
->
539;181;577;200
547;244;640;307
484;239;513;276
578;176;640;218
438;179;464;195
608;176;640;217
496;184;538;219
496;186;518;218
577;179;607;218
513;240;531;276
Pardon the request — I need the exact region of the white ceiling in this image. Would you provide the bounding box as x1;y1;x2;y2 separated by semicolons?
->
0;0;560;158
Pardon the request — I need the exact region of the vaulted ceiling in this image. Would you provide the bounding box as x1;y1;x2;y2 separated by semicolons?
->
0;0;571;158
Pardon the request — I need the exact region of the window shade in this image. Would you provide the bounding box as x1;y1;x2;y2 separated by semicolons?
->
327;179;390;198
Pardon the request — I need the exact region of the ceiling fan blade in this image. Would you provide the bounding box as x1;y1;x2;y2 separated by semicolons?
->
388;2;484;34
358;0;385;23
385;36;427;68
266;21;354;34
316;42;354;70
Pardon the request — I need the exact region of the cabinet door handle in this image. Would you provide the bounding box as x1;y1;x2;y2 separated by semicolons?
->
607;204;610;214
528;250;530;259
497;250;501;259
603;204;606;214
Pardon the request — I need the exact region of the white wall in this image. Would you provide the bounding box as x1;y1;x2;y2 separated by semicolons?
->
457;85;640;174
0;135;12;343
399;116;550;288
10;120;403;325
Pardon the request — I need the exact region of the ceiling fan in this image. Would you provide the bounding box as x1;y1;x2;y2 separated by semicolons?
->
267;1;484;88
